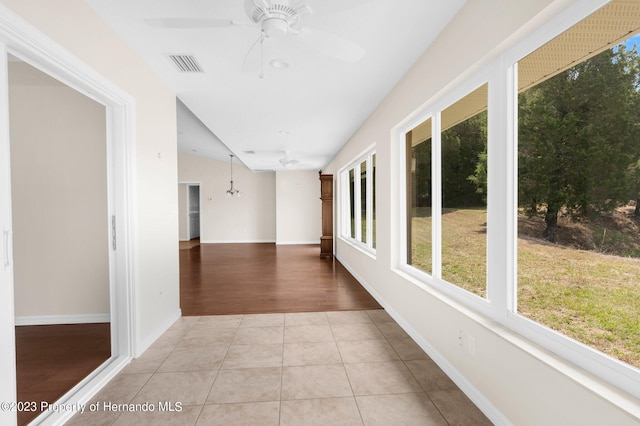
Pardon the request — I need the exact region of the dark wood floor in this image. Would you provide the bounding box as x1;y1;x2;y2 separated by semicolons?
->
180;242;381;315
15;323;111;425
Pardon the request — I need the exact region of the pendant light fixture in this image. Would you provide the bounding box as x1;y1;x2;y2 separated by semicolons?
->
226;154;240;197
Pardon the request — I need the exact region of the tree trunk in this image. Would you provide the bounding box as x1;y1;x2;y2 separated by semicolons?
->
635;200;640;218
544;205;559;243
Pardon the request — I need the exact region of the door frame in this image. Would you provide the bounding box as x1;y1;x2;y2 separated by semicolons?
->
0;4;136;425
188;183;201;239
180;181;202;241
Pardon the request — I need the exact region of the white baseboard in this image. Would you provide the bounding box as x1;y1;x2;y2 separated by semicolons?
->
276;241;320;245
335;253;510;426
15;313;110;326
135;308;182;357
200;239;276;244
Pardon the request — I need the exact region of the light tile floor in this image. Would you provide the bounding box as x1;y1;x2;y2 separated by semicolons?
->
67;310;492;425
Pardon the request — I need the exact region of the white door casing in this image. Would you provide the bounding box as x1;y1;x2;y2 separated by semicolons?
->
0;4;137;424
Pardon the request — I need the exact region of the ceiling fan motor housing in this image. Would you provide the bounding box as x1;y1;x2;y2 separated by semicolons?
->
244;0;308;37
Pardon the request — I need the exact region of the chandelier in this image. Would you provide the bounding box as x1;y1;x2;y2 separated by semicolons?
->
226;154;240;197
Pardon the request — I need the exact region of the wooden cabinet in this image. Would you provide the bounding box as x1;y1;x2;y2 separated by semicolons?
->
319;173;333;257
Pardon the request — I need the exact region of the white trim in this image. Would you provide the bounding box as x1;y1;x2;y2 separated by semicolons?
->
15;314;110;326
0;4;138;424
338;144;377;255
136;308;181;357
275;241;320;245
200;239;276;244
0;41;17;426
34;355;130;426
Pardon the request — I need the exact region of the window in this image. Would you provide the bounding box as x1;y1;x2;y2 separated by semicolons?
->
399;0;640;399
405;84;488;298
341;149;376;252
441;85;488;297
516;0;640;371
407;117;433;274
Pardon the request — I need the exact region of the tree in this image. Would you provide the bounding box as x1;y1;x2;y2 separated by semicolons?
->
441;111;487;208
518;45;640;242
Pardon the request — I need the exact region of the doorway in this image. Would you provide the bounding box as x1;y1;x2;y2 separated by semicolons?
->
179;182;201;248
8;56;112;425
0;16;135;426
188;184;200;240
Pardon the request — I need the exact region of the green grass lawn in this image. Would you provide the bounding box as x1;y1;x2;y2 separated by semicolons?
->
410;209;640;368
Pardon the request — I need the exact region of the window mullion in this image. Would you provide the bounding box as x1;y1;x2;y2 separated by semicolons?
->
432;113;442;279
354;166;362;243
366;155;373;248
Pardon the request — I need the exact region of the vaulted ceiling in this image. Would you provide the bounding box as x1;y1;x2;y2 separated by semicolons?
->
86;0;467;170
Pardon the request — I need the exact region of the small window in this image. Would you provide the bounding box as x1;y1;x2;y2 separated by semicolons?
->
406;117;433;274
341;149;376;252
441;84;488;298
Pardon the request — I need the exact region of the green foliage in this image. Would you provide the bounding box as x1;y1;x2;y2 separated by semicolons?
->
411;139;432;208
518;45;640;240
442;111;487;208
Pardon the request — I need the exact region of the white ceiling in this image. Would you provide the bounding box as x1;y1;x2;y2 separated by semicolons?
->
85;0;467;171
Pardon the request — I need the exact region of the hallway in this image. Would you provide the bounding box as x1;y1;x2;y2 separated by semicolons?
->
179;243;381;315
67;310;491;425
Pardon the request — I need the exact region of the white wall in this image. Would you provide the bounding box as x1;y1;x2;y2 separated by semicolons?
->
276;170;321;245
178;152;276;243
9;61;109;322
1;0;180;350
324;0;639;424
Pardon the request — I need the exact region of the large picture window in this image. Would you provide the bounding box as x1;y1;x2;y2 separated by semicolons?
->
341;149;376;252
516;1;640;369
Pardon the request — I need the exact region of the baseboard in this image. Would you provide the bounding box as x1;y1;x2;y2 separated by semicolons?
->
200;239;276;244
15;313;110;326
276;241;320;245
335;253;510;426
135;308;182;357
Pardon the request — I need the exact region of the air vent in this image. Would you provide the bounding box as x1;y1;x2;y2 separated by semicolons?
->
168;54;203;73
244;150;256;154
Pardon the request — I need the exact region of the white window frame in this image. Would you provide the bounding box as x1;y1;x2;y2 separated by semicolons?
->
399;76;493;317
396;0;640;400
340;146;376;254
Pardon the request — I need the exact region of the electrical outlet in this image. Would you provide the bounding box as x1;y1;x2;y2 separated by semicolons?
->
467;334;476;357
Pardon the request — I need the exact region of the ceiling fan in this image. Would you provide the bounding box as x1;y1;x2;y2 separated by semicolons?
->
279;151;300;167
144;0;366;75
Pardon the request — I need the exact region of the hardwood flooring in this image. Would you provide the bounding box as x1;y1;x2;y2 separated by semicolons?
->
15;323;110;425
180;243;381;315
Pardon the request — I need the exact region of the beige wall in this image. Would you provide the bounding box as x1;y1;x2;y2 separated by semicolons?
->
275;170;321;245
178;152;276;243
1;0;180;347
324;0;638;424
9;61;109;321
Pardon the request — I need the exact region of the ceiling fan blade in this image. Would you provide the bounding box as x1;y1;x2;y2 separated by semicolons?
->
297;27;366;63
143;18;246;29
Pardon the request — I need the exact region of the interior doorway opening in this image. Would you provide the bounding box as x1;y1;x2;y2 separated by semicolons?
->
179;182;201;248
8;56;112;425
0;9;136;424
